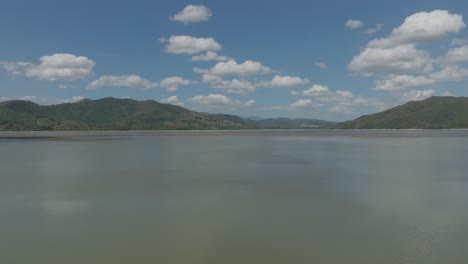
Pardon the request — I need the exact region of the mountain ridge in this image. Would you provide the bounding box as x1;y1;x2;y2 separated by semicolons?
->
338;96;468;129
0;97;333;130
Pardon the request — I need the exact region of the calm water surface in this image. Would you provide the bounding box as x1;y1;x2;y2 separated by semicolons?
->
1;130;468;263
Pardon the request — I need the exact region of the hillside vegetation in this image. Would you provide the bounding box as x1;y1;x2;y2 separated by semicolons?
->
0;97;333;130
0;98;255;130
338;96;468;129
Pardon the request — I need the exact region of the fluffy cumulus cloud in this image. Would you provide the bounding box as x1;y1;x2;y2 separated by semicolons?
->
349;9;466;84
345;19;364;29
429;66;468;81
190;51;231;62
194;60;271;76
188;93;255;107
262;75;309;87
372;67;468;92
1;53;95;81
302;84;329;96
369;10;465;48
87;75;192;91
202;74;256;94
170;4;212;24
289;99;314;109
158;76;192;92
299;83;387;114
162;35;222;55
161;95;184;106
346;8;468;102
0;62;33;77
439;45;468;64
401;89;436;101
348;44;432;75
87;75;158;90
374;74;435;91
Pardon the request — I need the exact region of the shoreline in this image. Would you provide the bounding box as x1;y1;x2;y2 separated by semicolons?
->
2;129;468;141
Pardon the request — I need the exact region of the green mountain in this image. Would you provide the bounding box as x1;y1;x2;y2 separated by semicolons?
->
0;97;334;131
338;96;468;129
0;97;256;130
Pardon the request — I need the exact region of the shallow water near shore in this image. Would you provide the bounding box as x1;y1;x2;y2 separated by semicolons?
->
1;130;468;263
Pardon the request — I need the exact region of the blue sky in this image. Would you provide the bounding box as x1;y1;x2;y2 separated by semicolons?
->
1;0;468;121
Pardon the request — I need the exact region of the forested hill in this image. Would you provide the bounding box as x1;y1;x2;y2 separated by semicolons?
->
0;97;333;130
337;96;468;129
0;97;255;130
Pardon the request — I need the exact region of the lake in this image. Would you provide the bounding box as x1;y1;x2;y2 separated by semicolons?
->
1;130;468;263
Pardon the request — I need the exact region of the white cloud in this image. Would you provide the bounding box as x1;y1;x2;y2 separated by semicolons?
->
302;84;329;96
401;89;436;101
345;19;364;29
202;74;256;94
451;38;468;46
365;23;384;34
57;96;86;104
302;83;387;112
336;90;353;98
0;97;11;102
302;85;362;110
170;4;212;24
429;66;468;81
161;96;184;106
37;96;88;104
290;99;314;109
243;100;256;107
1;53;95;81
330;105;354;114
159;76;192;92
188;93;255;107
188;94;232;105
439;45;468;64
344;10;468;108
190;51;231;62
348;44;432;75
258;75;309;88
87;75;158;90
314;61;327;69
58;84;75;89
195;60;271;76
162;35;222;55
303;83;381;111
19;96;48;103
87;75;193;91
440;91;454;96
0;62;33;76
369;10;465;48
374;74;435;91
69;96;86;102
290;90;299;96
